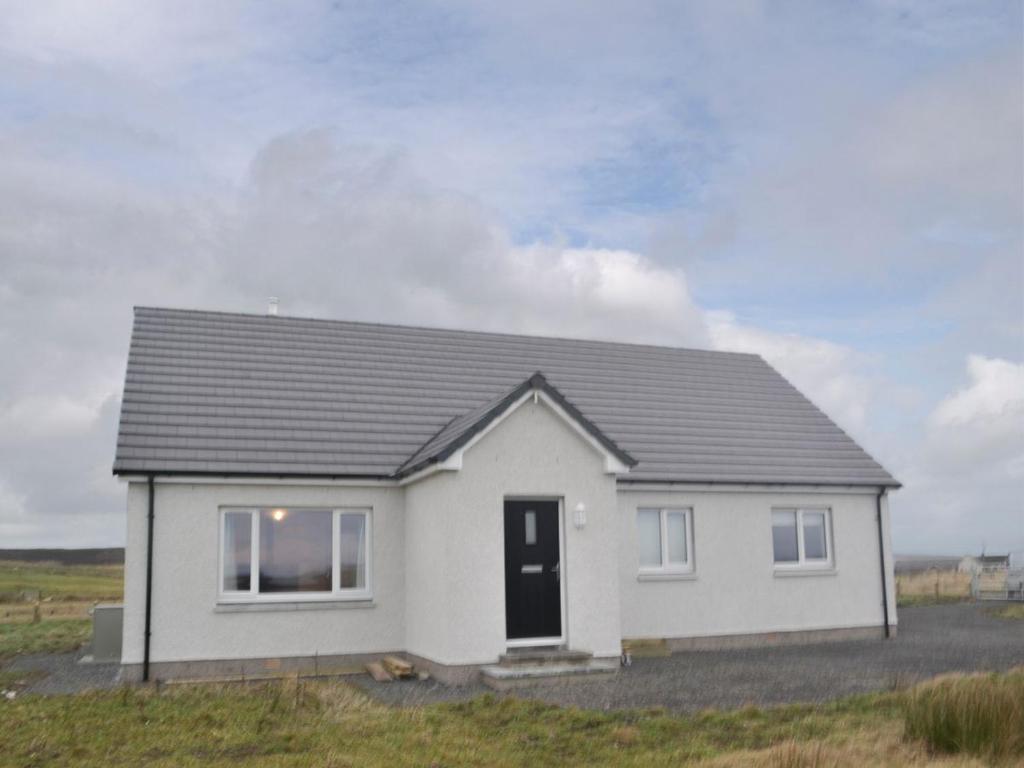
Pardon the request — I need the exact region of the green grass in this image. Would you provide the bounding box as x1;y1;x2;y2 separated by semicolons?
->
2;667;1020;766
904;668;1024;762
0;619;91;660
0;560;118;661
0;560;1016;765
0;680;906;768
0;667;46;690
0;560;123;603
990;604;1024;620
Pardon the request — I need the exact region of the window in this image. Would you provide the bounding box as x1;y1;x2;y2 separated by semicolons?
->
772;507;832;568
637;508;693;574
220;508;371;601
222;511;252;591
524;510;537;546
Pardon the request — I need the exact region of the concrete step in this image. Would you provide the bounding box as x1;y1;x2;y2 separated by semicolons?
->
480;658;619;691
498;648;593;667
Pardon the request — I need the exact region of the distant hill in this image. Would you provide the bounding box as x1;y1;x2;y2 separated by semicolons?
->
0;548;125;566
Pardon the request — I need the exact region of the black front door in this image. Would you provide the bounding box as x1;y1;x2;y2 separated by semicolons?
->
504;500;562;640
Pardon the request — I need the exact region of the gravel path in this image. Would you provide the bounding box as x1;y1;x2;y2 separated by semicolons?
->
2;652;121;696
353;602;1024;712
2;602;1019;708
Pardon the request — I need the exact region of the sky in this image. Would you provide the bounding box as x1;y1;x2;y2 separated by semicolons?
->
0;1;1021;555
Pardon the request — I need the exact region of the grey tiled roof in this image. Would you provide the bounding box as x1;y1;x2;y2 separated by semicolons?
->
113;307;899;486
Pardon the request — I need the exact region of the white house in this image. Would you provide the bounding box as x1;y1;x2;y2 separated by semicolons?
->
114;307;899;685
957;554;1011;574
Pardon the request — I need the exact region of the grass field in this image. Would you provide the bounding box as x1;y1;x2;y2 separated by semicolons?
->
0;560;123;659
0;670;1020;767
1;559;1021;765
0;560;123;603
895;569;972;607
0;620;93;661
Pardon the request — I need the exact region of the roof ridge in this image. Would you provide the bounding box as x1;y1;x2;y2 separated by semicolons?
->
133;305;760;360
395;413;462;475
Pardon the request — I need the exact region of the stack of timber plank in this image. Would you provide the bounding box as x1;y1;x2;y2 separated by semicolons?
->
365;655;416;682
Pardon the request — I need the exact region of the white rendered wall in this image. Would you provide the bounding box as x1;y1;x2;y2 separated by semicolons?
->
618;488;897;640
119;443;895;667
403;475;452;664
121;481;405;665
880;492;897;623
404;398;623;665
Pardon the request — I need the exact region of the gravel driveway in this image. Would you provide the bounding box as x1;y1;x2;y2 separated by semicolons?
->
1;652;121;696
3;602;1020;709
354;602;1024;712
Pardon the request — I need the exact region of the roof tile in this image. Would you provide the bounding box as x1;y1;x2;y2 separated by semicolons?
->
112;307;898;487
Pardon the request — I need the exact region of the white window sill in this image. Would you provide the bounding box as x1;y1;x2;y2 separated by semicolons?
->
773;567;837;578
637;571;697;582
215;599;375;613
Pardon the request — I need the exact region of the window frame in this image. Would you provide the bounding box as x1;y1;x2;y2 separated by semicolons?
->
218;507;373;603
636;507;694;576
771;507;833;571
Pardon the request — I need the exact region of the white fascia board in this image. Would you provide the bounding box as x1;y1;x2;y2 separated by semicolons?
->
396;451;462;486
115;474;398;488
616;482;881;495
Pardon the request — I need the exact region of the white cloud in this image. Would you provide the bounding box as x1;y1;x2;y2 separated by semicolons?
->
0;394;102;438
925;355;1024;475
888;355;1024;555
497;246;707;345
0;0;273;83
224;134;710;348
931;355;1024;427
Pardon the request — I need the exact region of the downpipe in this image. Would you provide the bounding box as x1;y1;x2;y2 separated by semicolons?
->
876;488;891;639
143;475;155;681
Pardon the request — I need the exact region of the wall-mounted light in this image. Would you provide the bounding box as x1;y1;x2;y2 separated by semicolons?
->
573;502;587;529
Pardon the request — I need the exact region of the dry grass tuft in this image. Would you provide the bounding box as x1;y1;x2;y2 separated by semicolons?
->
896;570;971;606
903;667;1024;762
761;740;839;768
610;724;640;746
702;733;988;767
313;678;389;718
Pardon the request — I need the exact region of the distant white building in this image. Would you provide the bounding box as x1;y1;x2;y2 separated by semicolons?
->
958;554;1011;574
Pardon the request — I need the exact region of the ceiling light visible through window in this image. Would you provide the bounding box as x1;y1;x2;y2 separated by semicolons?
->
271;508;287;522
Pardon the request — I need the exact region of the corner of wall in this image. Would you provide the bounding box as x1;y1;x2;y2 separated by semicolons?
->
881;492;898;628
120;481;148;664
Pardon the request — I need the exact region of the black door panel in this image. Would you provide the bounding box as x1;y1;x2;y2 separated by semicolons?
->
504;500;561;640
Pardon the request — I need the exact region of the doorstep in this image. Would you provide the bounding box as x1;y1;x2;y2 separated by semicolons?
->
480;657;619;691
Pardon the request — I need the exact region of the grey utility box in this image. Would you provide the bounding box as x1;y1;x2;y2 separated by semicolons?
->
90;604;123;663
